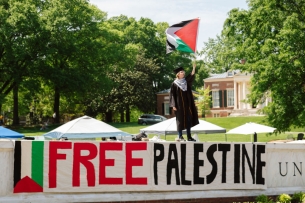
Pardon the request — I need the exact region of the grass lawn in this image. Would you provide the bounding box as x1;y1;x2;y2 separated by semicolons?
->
111;116;301;142
11;116;304;142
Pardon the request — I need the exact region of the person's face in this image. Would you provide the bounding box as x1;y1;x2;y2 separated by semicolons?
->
177;70;185;79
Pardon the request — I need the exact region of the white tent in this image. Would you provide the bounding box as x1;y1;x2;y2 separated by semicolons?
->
226;122;276;142
140;117;226;140
43;115;131;140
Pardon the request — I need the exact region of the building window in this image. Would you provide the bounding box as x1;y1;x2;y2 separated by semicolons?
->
164;103;170;115
212;91;219;107
213;113;219;117
227;89;234;107
227;71;233;77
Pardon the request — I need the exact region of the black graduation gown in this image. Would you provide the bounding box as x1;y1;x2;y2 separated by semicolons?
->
169;73;199;131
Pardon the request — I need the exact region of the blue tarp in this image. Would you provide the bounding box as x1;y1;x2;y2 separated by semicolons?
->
0;126;24;138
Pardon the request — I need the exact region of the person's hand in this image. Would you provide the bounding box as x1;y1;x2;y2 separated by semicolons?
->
173;107;177;111
193;62;196;69
191;63;196;75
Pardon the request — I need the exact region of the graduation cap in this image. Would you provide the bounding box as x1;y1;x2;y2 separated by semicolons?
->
173;67;184;74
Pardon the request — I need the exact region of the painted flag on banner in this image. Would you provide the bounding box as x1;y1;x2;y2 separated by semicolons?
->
166;18;200;54
13;141;44;193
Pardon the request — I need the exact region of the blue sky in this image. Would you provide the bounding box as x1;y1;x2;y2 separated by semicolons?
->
89;0;248;51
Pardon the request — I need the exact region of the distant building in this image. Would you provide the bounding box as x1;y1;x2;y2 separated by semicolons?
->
203;70;270;117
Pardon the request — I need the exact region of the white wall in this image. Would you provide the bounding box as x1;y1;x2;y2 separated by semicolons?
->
1;141;305;203
0;140;14;196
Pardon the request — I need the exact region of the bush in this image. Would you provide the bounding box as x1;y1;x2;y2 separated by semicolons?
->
255;194;274;203
277;193;292;203
291;192;305;203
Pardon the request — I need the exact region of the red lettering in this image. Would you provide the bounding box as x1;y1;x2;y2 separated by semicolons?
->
99;143;123;184
126;142;147;185
73;143;98;187
49;141;72;188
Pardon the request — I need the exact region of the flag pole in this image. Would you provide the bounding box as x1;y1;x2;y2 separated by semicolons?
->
193;17;200;61
195;17;200;53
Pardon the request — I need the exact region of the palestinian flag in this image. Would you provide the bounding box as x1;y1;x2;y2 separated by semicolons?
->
166;18;200;54
13;140;44;193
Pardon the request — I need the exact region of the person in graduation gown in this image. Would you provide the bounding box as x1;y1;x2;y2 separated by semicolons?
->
170;63;199;141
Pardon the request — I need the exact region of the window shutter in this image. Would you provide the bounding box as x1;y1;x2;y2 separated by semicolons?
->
209;91;213;108
162;103;164;115
224;90;227;107
219;90;223;107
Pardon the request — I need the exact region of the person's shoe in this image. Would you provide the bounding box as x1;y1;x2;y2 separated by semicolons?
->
179;136;186;141
187;137;196;142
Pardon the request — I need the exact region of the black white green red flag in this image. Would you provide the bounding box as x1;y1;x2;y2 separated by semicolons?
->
166;18;200;54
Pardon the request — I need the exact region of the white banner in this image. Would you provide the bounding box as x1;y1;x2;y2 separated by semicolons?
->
41;141;266;192
152;142;266;190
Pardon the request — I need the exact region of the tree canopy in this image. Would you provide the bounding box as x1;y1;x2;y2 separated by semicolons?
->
0;0;197;123
219;0;305;132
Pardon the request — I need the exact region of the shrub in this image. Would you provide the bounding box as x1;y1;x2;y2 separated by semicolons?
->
291;192;305;203
255;194;274;203
277;193;292;203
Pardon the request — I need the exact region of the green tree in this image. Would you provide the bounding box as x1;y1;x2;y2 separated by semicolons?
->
196;86;211;118
222;0;305;132
92;16;165;122
200;36;238;73
39;0;108;123
0;0;47;124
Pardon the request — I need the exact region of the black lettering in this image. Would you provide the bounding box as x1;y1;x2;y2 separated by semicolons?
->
242;144;255;184
218;144;231;183
153;143;164;185
293;162;302;176
279;162;288;176
167;144;180;185
194;143;204;184
206;144;217;184
234;144;240;183
180;144;191;185
256;145;265;185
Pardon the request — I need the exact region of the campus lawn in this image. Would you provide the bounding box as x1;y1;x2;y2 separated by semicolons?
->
13;116;304;143
112;116;303;142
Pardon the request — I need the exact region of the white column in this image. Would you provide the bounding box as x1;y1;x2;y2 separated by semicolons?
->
243;82;246;109
266;97;269;106
234;82;237;110
245;82;251;109
238;82;241;110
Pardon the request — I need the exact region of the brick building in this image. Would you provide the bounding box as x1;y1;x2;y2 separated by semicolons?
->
156;70;270;118
203;70;270;117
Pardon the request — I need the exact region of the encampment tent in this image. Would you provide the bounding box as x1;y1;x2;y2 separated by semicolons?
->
0;126;24;139
43;115;131;140
226;122;276;142
140;117;226;139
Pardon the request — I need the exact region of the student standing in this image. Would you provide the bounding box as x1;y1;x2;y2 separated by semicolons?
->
170;63;199;141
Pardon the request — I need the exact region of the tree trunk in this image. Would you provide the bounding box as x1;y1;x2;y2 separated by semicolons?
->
12;85;19;126
120;110;124;122
53;86;60;124
125;105;130;122
105;111;112;123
